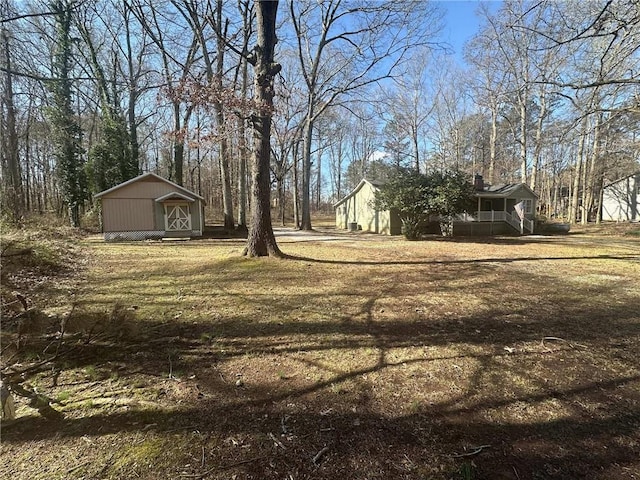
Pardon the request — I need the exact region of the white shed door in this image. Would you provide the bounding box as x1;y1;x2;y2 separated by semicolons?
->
165;204;191;231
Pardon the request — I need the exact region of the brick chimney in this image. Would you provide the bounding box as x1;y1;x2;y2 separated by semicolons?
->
474;174;484;191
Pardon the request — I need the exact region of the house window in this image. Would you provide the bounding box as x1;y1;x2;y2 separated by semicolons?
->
520;198;533;214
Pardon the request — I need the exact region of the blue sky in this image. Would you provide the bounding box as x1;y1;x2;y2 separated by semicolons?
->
437;0;501;61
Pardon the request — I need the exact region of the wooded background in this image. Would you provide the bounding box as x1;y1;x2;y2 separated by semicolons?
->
1;0;639;229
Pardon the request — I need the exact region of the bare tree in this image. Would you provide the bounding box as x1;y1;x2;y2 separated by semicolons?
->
343;104;380;191
429;57;473;171
289;0;443;230
272;58;305;225
517;0;640;92
466;22;511;184
176;0;236;229
548;0;639;222
378;48;439;173
130;0;198;186
74;3;140;193
478;0;545;184
234;0;253;232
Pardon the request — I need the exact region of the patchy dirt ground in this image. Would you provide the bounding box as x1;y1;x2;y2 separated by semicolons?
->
1;222;639;480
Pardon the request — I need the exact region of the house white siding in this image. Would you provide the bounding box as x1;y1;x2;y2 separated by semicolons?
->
602;173;640;222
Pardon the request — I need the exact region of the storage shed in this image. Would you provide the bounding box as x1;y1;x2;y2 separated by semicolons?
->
94;173;206;241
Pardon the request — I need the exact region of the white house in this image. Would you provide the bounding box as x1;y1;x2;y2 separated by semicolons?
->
601;172;640;222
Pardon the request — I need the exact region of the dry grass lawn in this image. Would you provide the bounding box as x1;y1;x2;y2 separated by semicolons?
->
1;224;639;479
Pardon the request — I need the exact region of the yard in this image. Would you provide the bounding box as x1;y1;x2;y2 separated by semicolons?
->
1;224;639;479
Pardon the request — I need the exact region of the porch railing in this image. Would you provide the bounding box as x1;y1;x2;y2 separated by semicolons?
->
476;211;506;222
429;211;534;233
503;211;534;233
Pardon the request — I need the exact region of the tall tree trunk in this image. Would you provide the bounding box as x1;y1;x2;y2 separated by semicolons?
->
244;0;281;257
316;141;322;209
1;26;23;220
215;0;235;230
412;124;420;173
173;103;183;185
236;53;249;231
24;105;33;212
237;116;248;230
217;112;234;230
489;106;497;184
569;116;588;224
125;15;140;174
519;94;527;184
530;88;547;192
595;176;604;224
300;110;313;230
278;175;285;226
583;112;601;225
293;140;300;228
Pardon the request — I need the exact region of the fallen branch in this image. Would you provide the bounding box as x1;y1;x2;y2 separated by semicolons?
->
1;247;33;258
541;336;588;351
2;346;70;380
3;380;63;420
268;432;286;450
513;465;521;480
451;444;491;458
312;446;330;465
162;425;199;433
66;461;91;475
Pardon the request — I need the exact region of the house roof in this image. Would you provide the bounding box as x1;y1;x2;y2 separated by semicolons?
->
333;179;383;207
334;178;538;209
93;172;205;202
475;183;539;198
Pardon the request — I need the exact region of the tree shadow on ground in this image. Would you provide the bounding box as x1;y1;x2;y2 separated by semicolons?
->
3;356;638;479
283;252;638;266
2;245;639;479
